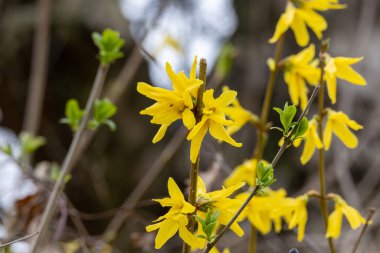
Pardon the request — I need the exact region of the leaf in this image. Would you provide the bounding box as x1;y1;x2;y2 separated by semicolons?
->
92;29;125;65
293;117;309;139
61;99;84;131
20;132;46;154
282;104;296;133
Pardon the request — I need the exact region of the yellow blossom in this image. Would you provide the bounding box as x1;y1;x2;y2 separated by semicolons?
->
299;118;323;164
326;195;366;239
282;44;320;110
324;55;366;104
137;56;203;143
187;89;242;163
237;189;288;235
224;159;268;187
323;109;363;150
146;177;201;249
222;86;259;135
210;248;230;253
269;0;345;47
272;195;309;241
196;176;245;237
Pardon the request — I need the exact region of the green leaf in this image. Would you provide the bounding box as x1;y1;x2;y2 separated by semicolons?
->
89;98;118;131
61;99;85;131
270;127;285;133
92;29;125;65
282;104;296;133
20;132;46;154
293;117;309;139
50;163;72;183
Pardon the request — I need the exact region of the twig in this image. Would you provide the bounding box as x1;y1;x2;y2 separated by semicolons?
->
351;208;376;253
182;58;207;253
30;65;109;252
23;0;51;134
0;232;39;249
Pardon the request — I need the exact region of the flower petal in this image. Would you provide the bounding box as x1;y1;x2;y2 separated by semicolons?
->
153;125;169;143
209;121;242;147
189;121;208;163
154;218;179;249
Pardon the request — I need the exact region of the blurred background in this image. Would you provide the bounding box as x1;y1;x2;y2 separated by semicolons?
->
0;0;380;252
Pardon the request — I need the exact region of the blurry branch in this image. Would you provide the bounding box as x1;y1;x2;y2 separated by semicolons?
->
351;208;376;253
0;232;39;249
23;0;51;134
31;65;109;253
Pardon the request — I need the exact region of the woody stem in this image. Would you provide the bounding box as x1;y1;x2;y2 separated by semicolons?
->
181;58;207;253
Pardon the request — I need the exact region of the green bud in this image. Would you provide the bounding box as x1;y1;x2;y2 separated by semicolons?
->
92;29;125;65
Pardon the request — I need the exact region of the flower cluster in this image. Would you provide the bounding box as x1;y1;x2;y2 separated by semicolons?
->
138;57;248;163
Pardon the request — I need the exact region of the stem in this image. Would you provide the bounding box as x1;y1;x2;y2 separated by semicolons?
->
351;208;376;253
315;41;336;253
30;65;109;252
249;35;284;253
23;0;51;134
0;232;39;249
181;59;207;253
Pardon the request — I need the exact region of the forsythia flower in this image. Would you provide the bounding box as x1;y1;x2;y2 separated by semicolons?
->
224;159;267;187
187;89;242;163
269;0;345;47
323;109;363;150
197;176;245;236
282;44;320;110
146;178;201;249
237;189;288;235
222;86;259;135
272;195;309;241
326;195;366;239
137;56;202;143
210;248;230;253
324;55;366;104
299;118;323;164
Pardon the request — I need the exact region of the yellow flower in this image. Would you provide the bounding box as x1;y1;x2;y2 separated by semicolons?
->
323;109;363;150
210;248;230;253
137;56;203;143
269;0;345;47
222;86;259;135
187;89;242;163
299;118;323;164
324;55;366;104
146;177;201;249
282;44;320;110
224;159;269;187
272;195;309;241
326;195;366;239
197;176;245;237
237;189;288;235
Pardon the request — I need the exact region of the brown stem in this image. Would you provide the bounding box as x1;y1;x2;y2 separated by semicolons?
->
316;41;336;253
182;58;207;253
23;0;51;134
30;65;109;252
351;208;376;253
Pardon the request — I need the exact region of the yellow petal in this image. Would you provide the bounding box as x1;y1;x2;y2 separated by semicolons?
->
168;177;185;202
178;220;202;249
203;89;215;108
183;92;194;109
214;90;237;108
269;3;295;43
300;134;315;165
335;59;366;85
323;119;333;150
297;9;327;38
146;221;162;232
294;44;315;63
197;176;207;196
182;108;196;130
285;72;299;106
190;55;198;80
189;121;208;163
326;74;337;104
166;62;185;92
332;121;359;149
290;16;309;47
209;121;242;147
341;205;365;229
154;218;178;249
153;125;169;143
187;117;208;140
326;209;343;239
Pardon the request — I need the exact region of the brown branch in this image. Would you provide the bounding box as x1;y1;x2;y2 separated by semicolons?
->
23;0;51;134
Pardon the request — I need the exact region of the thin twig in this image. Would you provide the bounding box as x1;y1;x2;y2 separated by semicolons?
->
351;208;376;253
30;65;109;252
0;232;39;249
23;0;51;134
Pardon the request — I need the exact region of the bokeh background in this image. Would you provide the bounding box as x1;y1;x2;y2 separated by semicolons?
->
0;0;380;252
